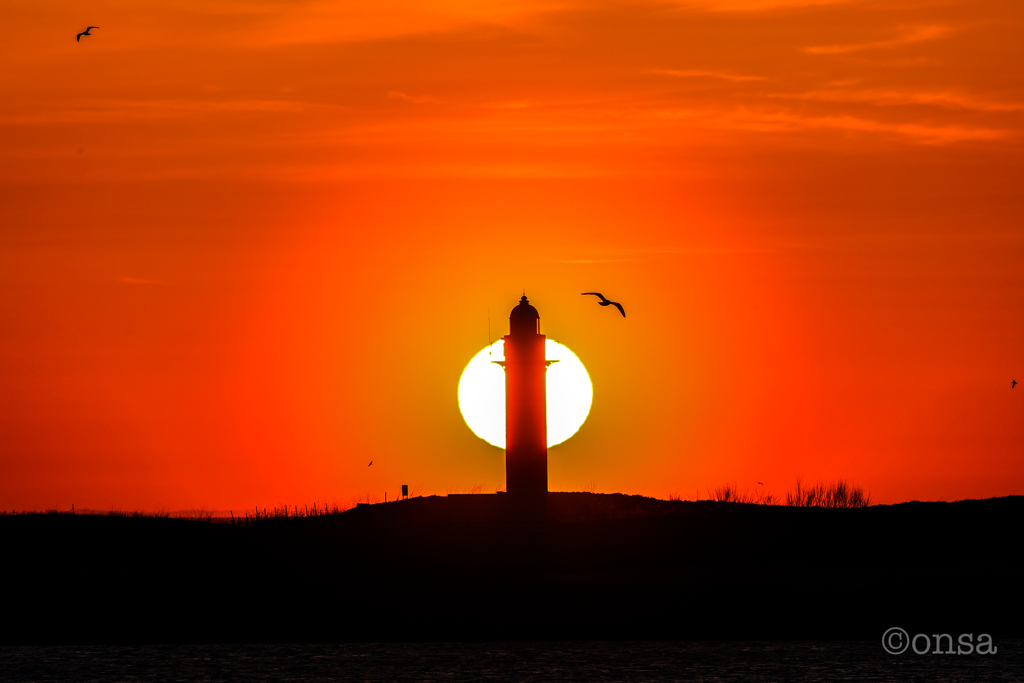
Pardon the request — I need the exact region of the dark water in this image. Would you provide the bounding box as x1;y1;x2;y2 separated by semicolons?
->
1;641;1021;682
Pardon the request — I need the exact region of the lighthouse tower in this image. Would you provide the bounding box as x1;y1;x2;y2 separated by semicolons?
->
498;295;553;500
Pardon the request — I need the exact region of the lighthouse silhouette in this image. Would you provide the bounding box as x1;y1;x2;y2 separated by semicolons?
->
496;295;556;501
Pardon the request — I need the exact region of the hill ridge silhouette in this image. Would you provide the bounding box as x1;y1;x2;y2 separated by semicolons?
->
2;493;1021;643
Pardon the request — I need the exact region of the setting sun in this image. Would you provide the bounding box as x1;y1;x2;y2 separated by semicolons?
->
458;340;593;449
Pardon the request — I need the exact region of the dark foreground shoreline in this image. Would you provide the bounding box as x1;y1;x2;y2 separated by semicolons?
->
2;494;1021;644
3;641;1022;682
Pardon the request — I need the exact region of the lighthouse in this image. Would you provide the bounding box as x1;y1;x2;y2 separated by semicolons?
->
496;295;555;500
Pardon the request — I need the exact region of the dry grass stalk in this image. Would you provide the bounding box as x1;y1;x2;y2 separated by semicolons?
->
785;477;871;508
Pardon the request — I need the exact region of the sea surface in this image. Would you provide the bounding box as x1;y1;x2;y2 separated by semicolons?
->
1;640;1021;682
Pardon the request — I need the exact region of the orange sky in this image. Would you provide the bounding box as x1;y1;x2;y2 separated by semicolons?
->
2;0;1023;510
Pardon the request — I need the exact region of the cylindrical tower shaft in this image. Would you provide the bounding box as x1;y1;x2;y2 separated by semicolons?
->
501;295;548;499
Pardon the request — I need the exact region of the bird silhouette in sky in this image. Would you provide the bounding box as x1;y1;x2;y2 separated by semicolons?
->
582;292;625;317
1013;380;1017;389
77;26;99;42
758;482;764;486
368;461;373;467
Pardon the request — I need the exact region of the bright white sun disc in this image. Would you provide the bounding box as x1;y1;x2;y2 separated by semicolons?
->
457;340;592;448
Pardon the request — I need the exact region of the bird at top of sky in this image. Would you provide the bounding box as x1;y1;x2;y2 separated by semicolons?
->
758;482;764;486
582;292;625;317
76;27;99;42
1013;380;1017;389
368;460;373;467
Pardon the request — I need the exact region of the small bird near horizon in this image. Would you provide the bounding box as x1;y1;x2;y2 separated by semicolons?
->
76;26;99;42
758;482;764;486
1013;380;1017;389
582;292;625;317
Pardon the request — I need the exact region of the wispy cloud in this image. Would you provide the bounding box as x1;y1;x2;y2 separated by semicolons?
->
650;105;1011;144
557;247;774;262
650;68;768;82
553;258;638;264
804;25;952;55
689;0;857;12
664;247;774;254
487;100;538;110
0;99;308;125
388;91;442;104
771;88;1024;113
719;108;1008;144
118;276;164;285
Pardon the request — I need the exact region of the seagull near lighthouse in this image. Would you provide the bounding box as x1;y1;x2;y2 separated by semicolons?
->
582;292;625;317
76;26;99;42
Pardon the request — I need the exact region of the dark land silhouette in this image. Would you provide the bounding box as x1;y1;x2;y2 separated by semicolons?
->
2;492;1022;644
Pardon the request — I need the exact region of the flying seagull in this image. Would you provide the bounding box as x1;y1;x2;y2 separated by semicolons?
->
582;292;625;317
368;460;373;467
76;26;99;42
758;482;764;486
1013;380;1017;389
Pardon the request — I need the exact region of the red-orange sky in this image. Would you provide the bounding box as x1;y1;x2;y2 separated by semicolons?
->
3;0;1023;511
